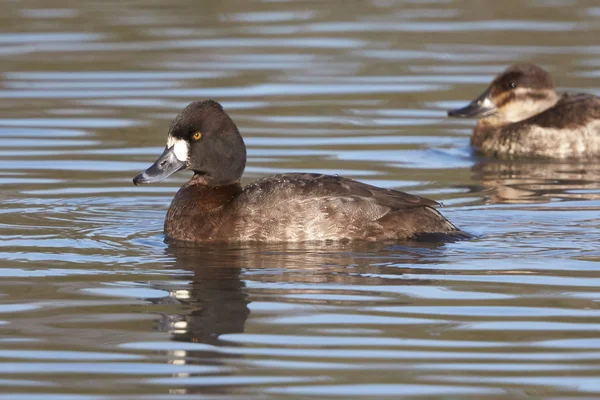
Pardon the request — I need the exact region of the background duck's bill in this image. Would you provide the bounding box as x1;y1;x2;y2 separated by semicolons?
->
447;89;497;118
133;146;186;185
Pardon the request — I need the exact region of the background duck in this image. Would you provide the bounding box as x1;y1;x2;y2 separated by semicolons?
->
448;63;600;159
133;100;466;243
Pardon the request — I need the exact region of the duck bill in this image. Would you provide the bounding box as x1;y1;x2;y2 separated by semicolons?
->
447;88;497;118
133;146;186;185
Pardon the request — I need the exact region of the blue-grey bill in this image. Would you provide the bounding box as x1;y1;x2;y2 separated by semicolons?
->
447;88;497;118
133;146;186;185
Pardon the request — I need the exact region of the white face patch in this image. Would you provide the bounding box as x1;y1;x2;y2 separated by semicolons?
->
167;136;176;148
481;97;495;109
166;136;189;162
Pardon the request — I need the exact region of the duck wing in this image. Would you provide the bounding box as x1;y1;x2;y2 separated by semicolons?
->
530;93;600;128
241;173;440;210
225;173;462;241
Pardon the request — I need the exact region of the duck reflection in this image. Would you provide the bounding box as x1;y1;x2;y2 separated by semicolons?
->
473;159;600;204
156;240;451;343
149;240;452;394
158;244;251;346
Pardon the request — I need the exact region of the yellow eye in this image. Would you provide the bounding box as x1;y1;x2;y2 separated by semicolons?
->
192;132;202;140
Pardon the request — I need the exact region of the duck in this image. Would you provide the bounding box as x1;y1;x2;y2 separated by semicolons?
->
133;100;465;243
447;63;600;159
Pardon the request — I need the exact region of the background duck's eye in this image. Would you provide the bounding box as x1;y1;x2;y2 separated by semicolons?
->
510;82;517;88
192;132;202;140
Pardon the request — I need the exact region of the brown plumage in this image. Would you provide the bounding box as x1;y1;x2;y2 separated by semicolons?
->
134;100;466;243
164;173;462;242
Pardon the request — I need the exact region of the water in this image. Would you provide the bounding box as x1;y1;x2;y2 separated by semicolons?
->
1;0;600;398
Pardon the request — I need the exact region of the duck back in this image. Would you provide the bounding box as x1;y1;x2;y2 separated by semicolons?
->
165;174;463;243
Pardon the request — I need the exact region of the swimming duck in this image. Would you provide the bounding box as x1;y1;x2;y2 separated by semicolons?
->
448;63;600;159
133;100;464;243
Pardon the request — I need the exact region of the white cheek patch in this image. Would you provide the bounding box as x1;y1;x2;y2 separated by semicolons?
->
166;136;189;162
481;97;495;108
167;136;176;148
172;139;189;162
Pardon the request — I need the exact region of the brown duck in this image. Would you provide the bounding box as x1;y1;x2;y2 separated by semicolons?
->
448;63;600;159
134;100;465;243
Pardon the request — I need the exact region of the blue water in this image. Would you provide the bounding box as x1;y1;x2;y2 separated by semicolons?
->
1;0;600;398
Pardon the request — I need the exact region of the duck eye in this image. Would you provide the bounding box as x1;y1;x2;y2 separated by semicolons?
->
510;82;517;89
192;132;202;141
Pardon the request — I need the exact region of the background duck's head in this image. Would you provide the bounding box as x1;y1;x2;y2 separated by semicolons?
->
448;63;559;123
133;100;247;186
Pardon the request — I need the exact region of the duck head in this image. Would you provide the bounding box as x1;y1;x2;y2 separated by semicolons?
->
448;63;559;123
133;100;246;186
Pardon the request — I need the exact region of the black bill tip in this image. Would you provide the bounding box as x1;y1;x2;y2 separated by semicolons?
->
447;107;466;118
133;172;149;185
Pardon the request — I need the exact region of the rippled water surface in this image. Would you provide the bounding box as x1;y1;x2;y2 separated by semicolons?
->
2;0;600;398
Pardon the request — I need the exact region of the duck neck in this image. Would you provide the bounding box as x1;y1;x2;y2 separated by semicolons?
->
164;174;242;241
472;116;505;148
